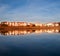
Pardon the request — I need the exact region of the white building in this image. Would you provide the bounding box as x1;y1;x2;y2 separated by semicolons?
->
1;22;28;26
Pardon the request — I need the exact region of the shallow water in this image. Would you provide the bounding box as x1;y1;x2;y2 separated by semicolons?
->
0;29;60;56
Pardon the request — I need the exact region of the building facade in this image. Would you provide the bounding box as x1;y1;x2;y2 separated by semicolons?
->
1;22;28;26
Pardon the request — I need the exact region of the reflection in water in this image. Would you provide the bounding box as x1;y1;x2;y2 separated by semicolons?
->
0;29;60;35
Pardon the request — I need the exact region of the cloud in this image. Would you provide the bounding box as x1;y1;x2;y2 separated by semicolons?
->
0;4;11;21
0;0;60;22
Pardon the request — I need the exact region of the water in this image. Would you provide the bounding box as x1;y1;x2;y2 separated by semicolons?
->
0;29;60;56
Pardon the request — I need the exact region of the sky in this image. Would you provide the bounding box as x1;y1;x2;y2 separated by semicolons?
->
0;0;60;23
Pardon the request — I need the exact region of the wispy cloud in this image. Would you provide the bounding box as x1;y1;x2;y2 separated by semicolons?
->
0;0;60;22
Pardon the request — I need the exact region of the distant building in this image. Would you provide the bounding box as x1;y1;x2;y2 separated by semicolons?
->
1;22;28;26
35;23;43;26
46;22;60;27
53;22;60;26
0;21;60;27
46;23;54;27
1;22;8;25
57;22;60;26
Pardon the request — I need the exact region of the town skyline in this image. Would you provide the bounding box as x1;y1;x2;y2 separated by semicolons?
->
0;21;60;26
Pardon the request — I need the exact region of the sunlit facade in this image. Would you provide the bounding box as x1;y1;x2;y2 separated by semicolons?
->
0;22;60;27
35;23;43;26
46;23;54;27
1;22;28;26
46;22;60;27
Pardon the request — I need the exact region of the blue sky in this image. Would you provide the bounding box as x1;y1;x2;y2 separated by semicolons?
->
0;0;60;23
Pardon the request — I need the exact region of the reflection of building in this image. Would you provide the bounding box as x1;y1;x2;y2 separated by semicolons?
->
0;30;35;35
0;29;60;35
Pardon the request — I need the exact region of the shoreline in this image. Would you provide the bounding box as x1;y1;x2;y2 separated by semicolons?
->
0;26;60;31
